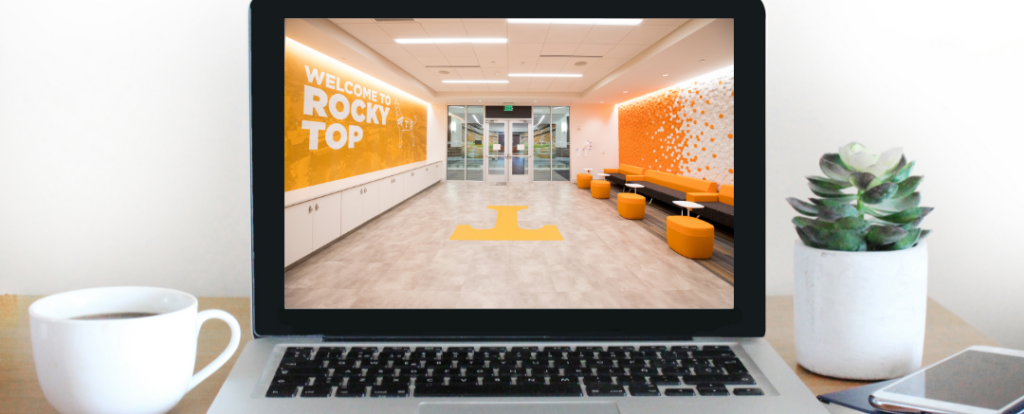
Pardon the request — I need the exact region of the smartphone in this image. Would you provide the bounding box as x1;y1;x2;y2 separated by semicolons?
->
869;346;1024;414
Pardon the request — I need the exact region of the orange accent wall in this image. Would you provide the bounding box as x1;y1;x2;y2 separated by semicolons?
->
617;68;734;189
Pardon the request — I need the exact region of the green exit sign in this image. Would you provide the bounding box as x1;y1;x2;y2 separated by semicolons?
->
504;105;514;111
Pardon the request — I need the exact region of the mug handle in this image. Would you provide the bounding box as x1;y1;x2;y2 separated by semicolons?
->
187;309;241;392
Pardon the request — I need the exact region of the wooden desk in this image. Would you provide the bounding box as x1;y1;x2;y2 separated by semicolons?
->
0;295;999;413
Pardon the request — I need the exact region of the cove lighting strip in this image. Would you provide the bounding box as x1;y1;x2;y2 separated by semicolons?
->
442;80;509;84
395;38;507;44
507;19;642;26
509;74;582;77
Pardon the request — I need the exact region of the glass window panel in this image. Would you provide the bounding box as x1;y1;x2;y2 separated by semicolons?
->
532;106;551;181
552;106;570;181
465;106;484;181
446;106;465;181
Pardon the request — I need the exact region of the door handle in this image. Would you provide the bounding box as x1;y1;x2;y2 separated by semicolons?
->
308;206;312;213
315;203;319;211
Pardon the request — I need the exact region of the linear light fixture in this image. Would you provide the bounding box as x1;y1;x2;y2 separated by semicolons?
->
395;38;507;44
507;19;642;26
442;80;509;83
508;74;583;78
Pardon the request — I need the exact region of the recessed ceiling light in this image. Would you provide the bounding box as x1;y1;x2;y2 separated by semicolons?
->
623;91;628;93
394;38;507;44
507;19;642;26
508;74;583;77
663;74;668;76
600;101;604;103
534;100;537;102
699;59;705;62
439;71;450;75
574;61;587;66
443;80;509;83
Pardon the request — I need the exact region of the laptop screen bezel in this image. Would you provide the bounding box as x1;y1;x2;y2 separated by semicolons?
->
250;0;767;340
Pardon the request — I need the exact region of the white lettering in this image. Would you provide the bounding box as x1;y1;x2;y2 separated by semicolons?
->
302;120;326;150
366;103;379;124
304;65;325;85
326;74;336;90
379;106;390;125
353;84;363;98
371;90;378;102
344;81;353;94
328;94;350;120
384;95;391;105
325;124;347;149
351;99;366;122
303;85;327;117
348;125;363;148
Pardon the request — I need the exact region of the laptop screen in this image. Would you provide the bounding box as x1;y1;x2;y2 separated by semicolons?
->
282;18;736;311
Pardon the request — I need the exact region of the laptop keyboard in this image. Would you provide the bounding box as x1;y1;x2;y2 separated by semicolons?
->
266;345;761;398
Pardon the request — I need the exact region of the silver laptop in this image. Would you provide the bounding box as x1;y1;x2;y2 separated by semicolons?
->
212;2;828;413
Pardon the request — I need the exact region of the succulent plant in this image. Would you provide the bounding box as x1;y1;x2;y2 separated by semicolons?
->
786;143;932;251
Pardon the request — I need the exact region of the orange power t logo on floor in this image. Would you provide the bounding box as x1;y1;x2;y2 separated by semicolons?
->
449;206;563;241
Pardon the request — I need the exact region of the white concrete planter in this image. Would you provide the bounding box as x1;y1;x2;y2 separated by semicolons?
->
793;240;928;380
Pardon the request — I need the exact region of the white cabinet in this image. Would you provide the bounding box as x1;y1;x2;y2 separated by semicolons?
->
379;175;402;211
284;201;314;266
362;180;379;223
341;185;363;235
311;192;341;251
404;169;419;198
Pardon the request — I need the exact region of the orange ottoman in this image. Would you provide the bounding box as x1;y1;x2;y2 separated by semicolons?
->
617;193;645;219
590;180;610;199
577;174;592;189
667;216;714;259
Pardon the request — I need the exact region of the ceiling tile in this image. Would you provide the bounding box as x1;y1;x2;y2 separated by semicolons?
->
402;44;445;57
546;83;570;93
337;24;394;43
329;19;375;25
507;23;550;43
561;57;600;73
573;44;615;56
603;44;646;60
549;78;578;88
446;56;480;66
535;57;569;73
592;57;628;69
454;67;485;79
478;56;508;67
619;25;676;45
528;77;555;92
508;57;538;73
431;69;462;81
540;43;580;55
508;43;543;57
447;83;471;92
469;84;490;92
463;22;507;38
378;23;429;38
471;44;507;56
566;83;589;92
415;56;451;66
640;18;689;26
420;22;468;38
367;43;413;58
483;68;508;79
388;57;422;68
581;26;635;44
544;25;593;44
487;83;509;92
432;83;452;92
435;44;476;57
508;78;530;92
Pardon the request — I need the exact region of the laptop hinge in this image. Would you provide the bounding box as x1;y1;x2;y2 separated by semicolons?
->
320;336;695;343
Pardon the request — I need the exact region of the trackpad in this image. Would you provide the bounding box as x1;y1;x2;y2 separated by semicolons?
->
418;402;619;414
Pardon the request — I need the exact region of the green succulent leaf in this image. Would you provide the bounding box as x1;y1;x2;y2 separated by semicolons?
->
796;227;824;248
872;192;921;213
849;172;876;191
860;182;898;204
806;176;852;190
818;203;860;222
919;229;931;240
865;225;908;246
810;196;858;206
820;153;853;181
786;197;819;216
809;181;850;198
835;216;870;231
890;228;923;250
793;216;867;231
875;207;934;224
893;176;924;199
822;230;868;251
888;160;915;183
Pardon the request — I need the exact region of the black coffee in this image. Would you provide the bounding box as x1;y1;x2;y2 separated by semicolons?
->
71;312;159;320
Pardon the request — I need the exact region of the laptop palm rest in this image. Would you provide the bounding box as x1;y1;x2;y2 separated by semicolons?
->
418;402;619;414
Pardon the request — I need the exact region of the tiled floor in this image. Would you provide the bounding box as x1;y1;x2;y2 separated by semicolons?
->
284;182;734;309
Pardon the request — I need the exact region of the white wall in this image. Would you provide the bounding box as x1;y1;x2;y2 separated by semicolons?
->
0;0;252;296
569;104;620;180
765;0;1024;348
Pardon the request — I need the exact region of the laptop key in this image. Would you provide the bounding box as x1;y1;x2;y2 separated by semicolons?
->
697;387;730;396
585;384;626;397
370;385;409;397
664;388;696;396
300;384;331;397
733;388;764;396
582;376;615;385
265;384;298;398
651;375;681;386
334;385;366;397
628;384;661;396
415;383;582;397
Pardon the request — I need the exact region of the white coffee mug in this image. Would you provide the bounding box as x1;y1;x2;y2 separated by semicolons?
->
29;286;241;414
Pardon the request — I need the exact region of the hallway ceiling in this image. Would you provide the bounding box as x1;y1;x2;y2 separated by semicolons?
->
328;19;689;94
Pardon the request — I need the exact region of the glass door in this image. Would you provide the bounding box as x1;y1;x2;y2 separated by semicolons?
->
509;121;531;183
485;121;508;183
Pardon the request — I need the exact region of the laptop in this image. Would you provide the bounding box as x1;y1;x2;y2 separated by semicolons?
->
211;1;829;413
